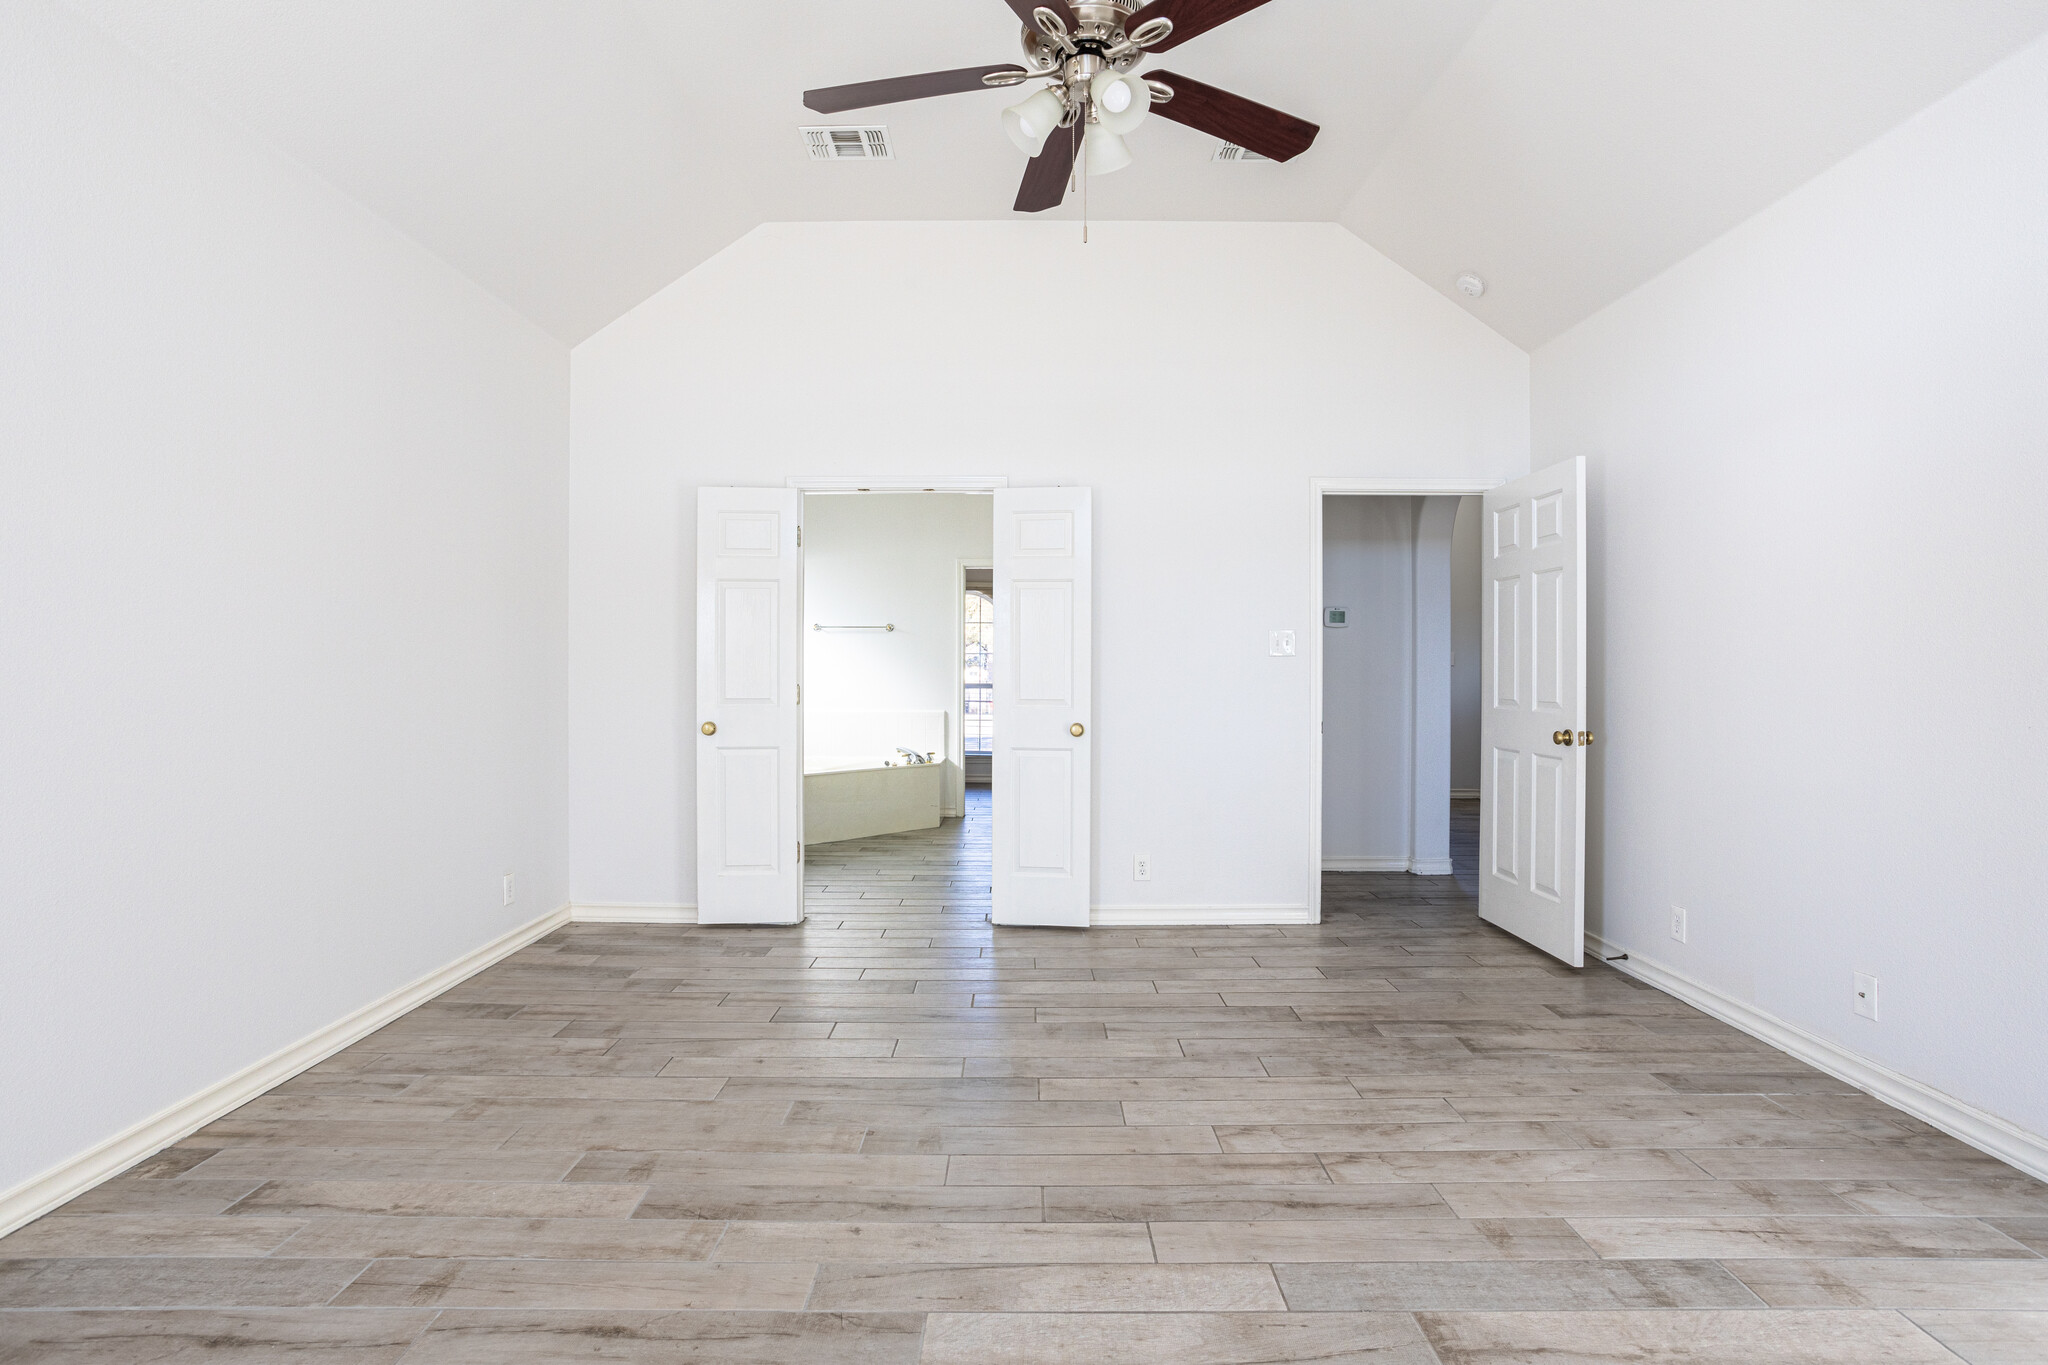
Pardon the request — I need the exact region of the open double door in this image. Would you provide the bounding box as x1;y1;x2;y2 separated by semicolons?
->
694;487;1092;928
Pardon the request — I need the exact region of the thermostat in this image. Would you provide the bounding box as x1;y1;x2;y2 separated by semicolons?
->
1324;607;1348;627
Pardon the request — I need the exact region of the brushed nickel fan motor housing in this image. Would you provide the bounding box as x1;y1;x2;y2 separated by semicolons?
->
1022;2;1145;74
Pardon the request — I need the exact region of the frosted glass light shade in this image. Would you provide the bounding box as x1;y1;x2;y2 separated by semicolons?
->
1084;124;1132;175
1003;88;1069;157
1089;69;1151;136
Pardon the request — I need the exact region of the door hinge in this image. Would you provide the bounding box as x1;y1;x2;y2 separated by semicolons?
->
795;526;801;547
796;840;803;863
796;683;801;705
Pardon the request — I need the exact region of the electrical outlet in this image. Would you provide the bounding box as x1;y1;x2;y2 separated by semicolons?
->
1270;631;1295;656
1670;905;1688;943
1854;973;1879;1021
1134;854;1152;882
502;873;515;906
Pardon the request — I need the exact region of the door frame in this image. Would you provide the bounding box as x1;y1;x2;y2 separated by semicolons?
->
1308;477;1501;924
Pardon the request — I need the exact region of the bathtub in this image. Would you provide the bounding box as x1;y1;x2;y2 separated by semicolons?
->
803;755;942;845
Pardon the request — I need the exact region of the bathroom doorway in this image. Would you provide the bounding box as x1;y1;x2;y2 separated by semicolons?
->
800;493;995;919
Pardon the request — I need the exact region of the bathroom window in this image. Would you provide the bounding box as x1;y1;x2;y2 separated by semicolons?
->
964;588;992;754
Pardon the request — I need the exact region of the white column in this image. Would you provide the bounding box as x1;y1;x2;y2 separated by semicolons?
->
1410;496;1460;875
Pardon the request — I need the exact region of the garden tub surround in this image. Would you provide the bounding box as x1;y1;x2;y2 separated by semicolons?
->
803;710;946;845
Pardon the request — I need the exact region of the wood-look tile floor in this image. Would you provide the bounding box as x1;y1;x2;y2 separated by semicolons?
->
6;791;2045;1362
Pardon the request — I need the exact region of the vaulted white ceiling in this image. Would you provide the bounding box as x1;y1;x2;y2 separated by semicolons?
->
66;0;2048;347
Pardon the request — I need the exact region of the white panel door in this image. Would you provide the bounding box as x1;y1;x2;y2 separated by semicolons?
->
1480;459;1587;965
992;488;1092;928
696;488;803;925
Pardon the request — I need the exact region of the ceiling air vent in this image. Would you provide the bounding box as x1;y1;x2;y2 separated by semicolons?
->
1212;143;1270;162
803;126;893;161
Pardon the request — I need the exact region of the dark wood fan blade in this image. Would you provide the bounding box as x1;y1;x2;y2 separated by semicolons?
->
1002;0;1077;32
1146;70;1318;161
1124;0;1277;52
1014;122;1078;212
804;65;1027;115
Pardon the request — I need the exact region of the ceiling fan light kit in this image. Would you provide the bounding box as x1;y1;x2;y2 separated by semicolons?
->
1003;86;1071;155
802;0;1319;214
1083;123;1134;175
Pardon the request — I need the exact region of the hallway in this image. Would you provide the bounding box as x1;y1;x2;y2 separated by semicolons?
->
2;794;2044;1362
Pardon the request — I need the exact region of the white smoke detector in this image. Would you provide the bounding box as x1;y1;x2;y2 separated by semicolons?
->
1456;273;1486;298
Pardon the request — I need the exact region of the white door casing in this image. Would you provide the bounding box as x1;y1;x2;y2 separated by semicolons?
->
1479;459;1587;966
992;488;1092;928
696;487;804;925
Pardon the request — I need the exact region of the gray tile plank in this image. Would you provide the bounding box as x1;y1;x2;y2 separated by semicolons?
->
918;1311;1438;1364
398;1310;924;1363
0;1258;370;1309
1277;1258;1764;1311
332;1257;816;1309
1417;1309;1966;1363
0;1309;436;1363
806;1262;1287;1312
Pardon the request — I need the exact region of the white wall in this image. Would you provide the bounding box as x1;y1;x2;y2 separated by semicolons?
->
570;221;1529;914
1449;496;1483;793
1534;33;2048;1142
0;2;569;1206
804;493;993;814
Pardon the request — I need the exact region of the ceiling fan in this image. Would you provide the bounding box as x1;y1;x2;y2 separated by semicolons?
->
803;0;1320;212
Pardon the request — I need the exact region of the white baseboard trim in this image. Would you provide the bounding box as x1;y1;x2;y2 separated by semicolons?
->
575;903;1308;928
1322;856;1455;875
1450;788;1480;800
570;902;697;925
1587;932;2048;1184
1091;904;1313;926
0;904;571;1240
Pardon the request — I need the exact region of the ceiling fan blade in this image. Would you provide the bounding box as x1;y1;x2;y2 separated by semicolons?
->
1002;0;1078;32
1014;123;1079;212
804;64;1027;115
1146;70;1318;161
1123;0;1277;52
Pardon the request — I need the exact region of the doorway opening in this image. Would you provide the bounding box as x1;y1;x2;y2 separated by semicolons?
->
1316;492;1484;898
799;492;994;919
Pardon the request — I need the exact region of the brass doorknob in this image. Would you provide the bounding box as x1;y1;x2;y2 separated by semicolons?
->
701;722;716;736
1071;723;1085;737
1578;731;1595;746
1552;730;1571;746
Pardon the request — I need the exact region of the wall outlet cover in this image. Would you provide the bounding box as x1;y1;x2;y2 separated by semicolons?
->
1854;972;1879;1020
1670;905;1688;943
1134;854;1152;882
502;873;515;906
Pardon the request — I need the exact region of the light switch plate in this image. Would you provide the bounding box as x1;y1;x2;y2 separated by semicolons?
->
1270;631;1296;656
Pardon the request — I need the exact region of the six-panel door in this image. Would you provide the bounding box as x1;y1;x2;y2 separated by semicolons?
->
1479;459;1586;966
695;488;804;925
992;488;1093;928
